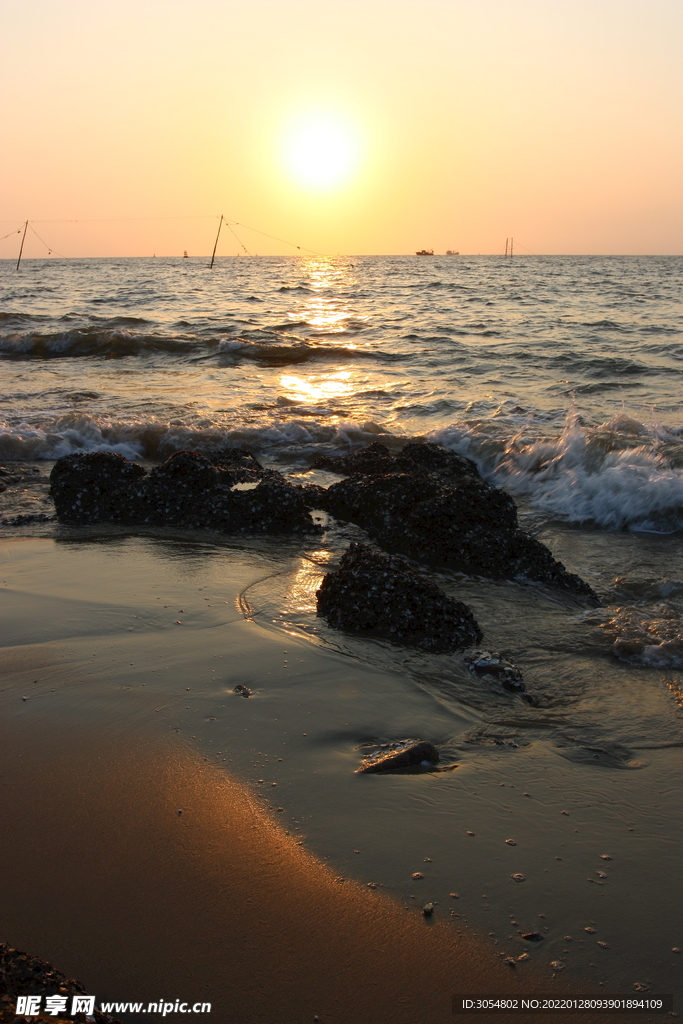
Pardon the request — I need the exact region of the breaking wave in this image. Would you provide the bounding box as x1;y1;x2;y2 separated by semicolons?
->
0;412;398;463
434;410;683;532
213;337;390;365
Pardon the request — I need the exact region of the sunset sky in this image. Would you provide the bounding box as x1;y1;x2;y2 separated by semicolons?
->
1;0;681;257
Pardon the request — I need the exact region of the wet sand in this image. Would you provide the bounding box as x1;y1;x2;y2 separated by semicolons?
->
1;536;680;1021
0;713;548;1024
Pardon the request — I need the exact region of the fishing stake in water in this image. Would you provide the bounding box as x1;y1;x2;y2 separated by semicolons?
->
209;214;224;268
16;220;28;270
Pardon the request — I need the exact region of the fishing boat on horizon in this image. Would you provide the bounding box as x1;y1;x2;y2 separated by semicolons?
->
415;249;434;255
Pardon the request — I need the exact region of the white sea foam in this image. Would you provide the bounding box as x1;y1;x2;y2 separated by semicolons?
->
435;411;683;532
0;413;396;464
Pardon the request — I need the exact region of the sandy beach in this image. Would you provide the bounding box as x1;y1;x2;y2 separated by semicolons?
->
0;539;544;1023
2;534;681;1022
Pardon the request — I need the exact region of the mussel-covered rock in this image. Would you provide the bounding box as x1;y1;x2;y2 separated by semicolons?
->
316;542;482;650
314;440;480;483
49;451;146;524
50;450;319;535
357;740;440;773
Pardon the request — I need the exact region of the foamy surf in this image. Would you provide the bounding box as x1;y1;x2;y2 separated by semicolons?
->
0;412;398;463
435;410;683;532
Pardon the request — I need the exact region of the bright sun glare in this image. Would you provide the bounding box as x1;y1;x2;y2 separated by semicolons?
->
282;114;360;191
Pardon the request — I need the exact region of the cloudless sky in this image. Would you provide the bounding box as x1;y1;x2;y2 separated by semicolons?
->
1;0;681;255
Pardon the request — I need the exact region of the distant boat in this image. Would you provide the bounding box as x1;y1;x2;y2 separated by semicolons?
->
183;251;188;258
446;250;460;255
415;249;434;256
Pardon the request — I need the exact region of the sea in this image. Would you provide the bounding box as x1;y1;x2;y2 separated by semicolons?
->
2;254;683;997
2;255;683;530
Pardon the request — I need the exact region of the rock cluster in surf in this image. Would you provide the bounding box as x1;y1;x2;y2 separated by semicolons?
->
49;449;315;534
49;439;600;655
313;441;599;603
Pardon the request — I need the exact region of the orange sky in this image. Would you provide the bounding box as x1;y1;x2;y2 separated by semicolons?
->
1;0;681;256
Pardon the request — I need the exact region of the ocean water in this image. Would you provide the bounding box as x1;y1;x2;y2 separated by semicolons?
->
2;254;683;995
2;254;682;526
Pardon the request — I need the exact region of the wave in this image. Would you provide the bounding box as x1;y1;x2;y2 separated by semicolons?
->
5;393;683;535
547;353;661;377
0;329;199;359
433;410;683;532
580;319;629;331
0;327;395;365
213;337;395;365
0;412;398;463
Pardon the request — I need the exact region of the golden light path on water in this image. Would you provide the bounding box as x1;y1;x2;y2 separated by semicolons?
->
277;258;370;414
293;259;362;338
280;371;355;405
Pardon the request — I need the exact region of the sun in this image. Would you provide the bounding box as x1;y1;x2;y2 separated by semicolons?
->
282;112;360;192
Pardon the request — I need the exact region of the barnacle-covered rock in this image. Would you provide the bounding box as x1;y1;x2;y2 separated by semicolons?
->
233;474;316;533
49;451;146;524
136;450;220;525
313;440;480;483
210;446;265;484
0;942;123;1023
50;449;319;535
356;739;440;773
316;542;482;650
315;442;598;603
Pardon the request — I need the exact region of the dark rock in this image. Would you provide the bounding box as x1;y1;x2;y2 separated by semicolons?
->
233;475;317;533
1;513;55;526
294;482;329;510
316;444;598;603
313;440;480;483
0;942;122;1023
522;932;545;942
49;451;146;524
321;471;518;560
211;447;266;485
136;450;220;525
49;450;319;535
233;684;252;697
357;740;440;773
465;651;525;692
317;542;482;650
393;441;480;481
313;441;398;477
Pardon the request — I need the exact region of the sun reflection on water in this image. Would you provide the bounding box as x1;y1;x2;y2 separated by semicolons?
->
282;552;332;616
288;258;365;337
280;371;355;404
